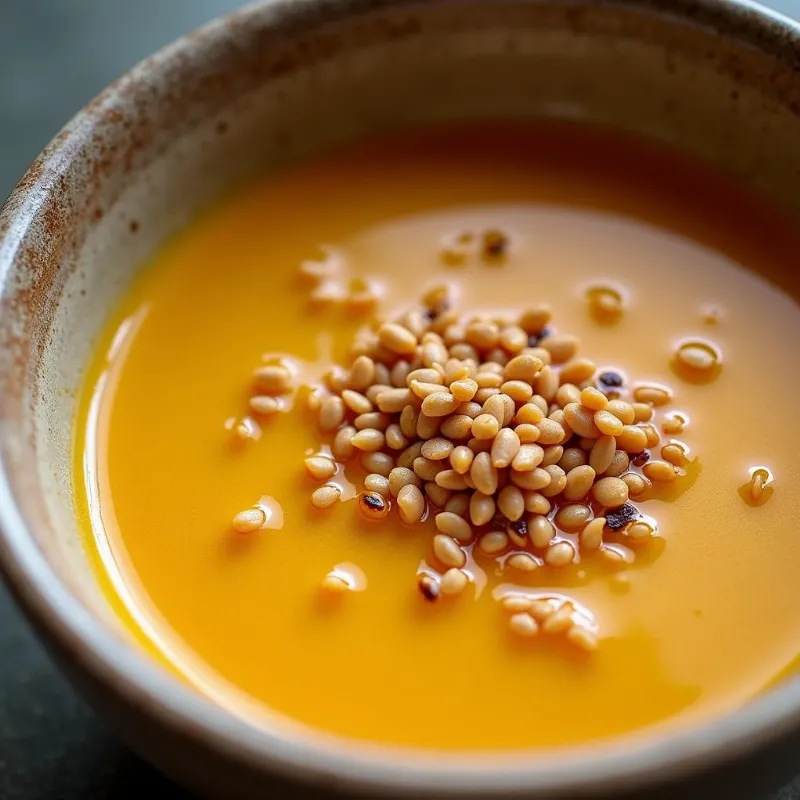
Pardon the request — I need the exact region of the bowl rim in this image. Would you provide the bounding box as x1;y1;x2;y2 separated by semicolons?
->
2;0;800;794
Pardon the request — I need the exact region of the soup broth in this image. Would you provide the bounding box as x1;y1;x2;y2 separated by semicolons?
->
75;122;800;750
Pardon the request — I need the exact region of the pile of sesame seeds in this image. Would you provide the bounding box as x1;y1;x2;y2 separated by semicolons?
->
245;283;696;651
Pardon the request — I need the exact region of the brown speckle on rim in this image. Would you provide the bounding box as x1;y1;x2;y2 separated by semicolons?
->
129;220;140;234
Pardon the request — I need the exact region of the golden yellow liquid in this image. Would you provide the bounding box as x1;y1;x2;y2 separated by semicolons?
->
75;122;800;750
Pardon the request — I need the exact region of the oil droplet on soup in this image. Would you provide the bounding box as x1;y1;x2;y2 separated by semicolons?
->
74;121;800;750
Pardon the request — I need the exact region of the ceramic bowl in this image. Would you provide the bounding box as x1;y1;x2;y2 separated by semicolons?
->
1;0;800;796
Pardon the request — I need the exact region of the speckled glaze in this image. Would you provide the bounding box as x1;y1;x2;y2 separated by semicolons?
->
1;0;800;796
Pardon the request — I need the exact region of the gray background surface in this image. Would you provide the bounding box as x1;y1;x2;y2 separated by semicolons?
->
1;0;800;796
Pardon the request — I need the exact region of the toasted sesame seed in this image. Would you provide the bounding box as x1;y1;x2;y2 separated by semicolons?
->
450;445;474;475
627;520;655;541
506;552;539;572
661;443;687;466
540;445;564;468
536;418;566;445
542;602;576;633
433;534;467;569
560;358;596;385
529;514;556;548
491;428;521;468
589;436;617;475
318;396;345;432
587;286;623;322
497;485;525;521
388;467;421;498
444;493;470;517
540;334;578;364
397;484;426;524
536;365;560;401
470;451;499;495
416;411;442;440
514;424;541;445
331;425;357;461
621;472;650;497
563;465;596;502
341;389;373;415
304;455;337;481
413;456;446;482
556;383;582;408
523;491;551;515
351;428;386;452
421;437;455;460
249;395;280;416
360;451;394;476
364;473;390;497
616;425;648;453
435;470;470;491
397;441;424;469
425;482;452;508
253;364;293;394
605;450;631;478
375;388;412;413
580;517;607;552
581;386;608;411
468;491;496;526
232;508;266;533
450;378;478;402
421;392;460;417
379;322;418;354
509;612;539;637
539;464;567;498
592;476;629;508
554;503;593;533
349;355;375;390
440;568;469;596
564;403;600;438
514;403;544;425
518;306;552;334
633;384;672;406
311;485;342;509
435;511;474;543
545;541;576;567
676;340;720;372
465;320;501;350
502;595;533;613
594;409;625;436
479;531;510;555
662;413;686;435
567;625;599;651
504;354;544;383
643;460;679;482
510;466;552;492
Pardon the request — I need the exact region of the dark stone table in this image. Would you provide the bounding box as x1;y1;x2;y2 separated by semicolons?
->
1;1;800;796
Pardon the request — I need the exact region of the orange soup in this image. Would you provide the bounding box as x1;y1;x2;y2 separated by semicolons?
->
74;122;800;750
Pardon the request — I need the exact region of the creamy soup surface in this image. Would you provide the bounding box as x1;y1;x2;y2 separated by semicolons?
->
75;122;800;750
